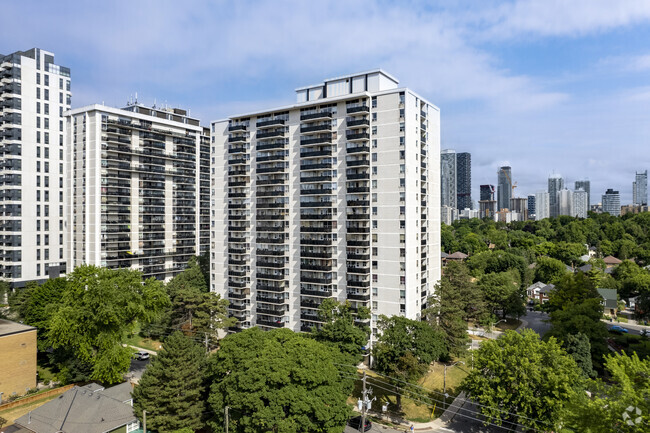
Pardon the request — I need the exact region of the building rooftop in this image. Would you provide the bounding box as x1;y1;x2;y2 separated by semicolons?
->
603;255;622;265
0;319;36;338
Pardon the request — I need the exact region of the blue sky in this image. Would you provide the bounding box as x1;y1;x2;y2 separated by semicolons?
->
3;0;650;205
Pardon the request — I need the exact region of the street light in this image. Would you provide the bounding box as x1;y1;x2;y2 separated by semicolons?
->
443;361;465;410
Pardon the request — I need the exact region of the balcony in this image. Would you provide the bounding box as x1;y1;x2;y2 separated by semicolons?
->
257;141;285;151
347;200;370;207
347;118;370;128
346;159;370;167
346;132;370;141
300;135;332;146
346;145;370;154
256;296;286;305
347;280;370;288
257;319;285;328
257;283;286;293
256;306;285;316
228;136;247;143
300;111;332;121
257;130;285;140
346;105;370;114
228;124;247;132
347;292;371;301
300;288;333;297
256;119;285;128
300;124;331;134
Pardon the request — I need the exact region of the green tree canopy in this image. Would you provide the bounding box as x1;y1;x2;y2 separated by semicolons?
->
47;265;169;384
461;330;581;431
312;299;370;364
207;328;352;433
533;256;569;285
133;331;208;433
477;270;524;319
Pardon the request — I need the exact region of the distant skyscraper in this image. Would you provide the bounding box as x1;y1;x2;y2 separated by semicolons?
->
527;194;536;218
480;184;495;201
558;189;573;216
535;191;550;220
573;189;588;218
497;167;512;211
634;170;648;205
575;179;591;209
548;174;564;218
456;152;472;210
440;150;457;209
510;197;529;220
602;189;621;216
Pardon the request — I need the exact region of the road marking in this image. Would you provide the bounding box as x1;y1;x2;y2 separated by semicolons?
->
438;428;454;432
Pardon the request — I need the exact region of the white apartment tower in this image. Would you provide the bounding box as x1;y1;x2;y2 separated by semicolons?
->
440;149;456;209
210;70;441;335
558;189;573;216
65;104;210;280
0;49;71;287
573;189;588;218
633;170;648;206
535;191;550;220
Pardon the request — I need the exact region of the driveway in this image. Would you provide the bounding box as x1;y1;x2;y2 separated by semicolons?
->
520;310;551;337
127;357;151;381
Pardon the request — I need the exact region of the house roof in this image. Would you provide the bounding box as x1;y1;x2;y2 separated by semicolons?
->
447;251;468;259
0;319;36;338
14;383;136;433
597;288;618;309
603;255;622;265
579;254;591;262
440;251;449;258
565;264;574;272
527;282;547;291
539;284;556;294
578;264;592;273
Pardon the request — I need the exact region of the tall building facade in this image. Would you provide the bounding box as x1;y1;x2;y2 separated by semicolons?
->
575;179;590;209
510;197;528;220
65;104;210;281
456;152;471;210
634;170;648;206
440;149;456;209
497;167;512;211
0;48;71;287
527;194;536;219
573;189;588;218
548;174;564;218
535;191;550;220
210;70;441;335
602;189;621;216
558;189;573;216
480;184;495;201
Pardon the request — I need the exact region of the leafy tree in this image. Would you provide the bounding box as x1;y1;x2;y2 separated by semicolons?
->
374;316;447;407
564;332;595;378
427;262;485;355
567;352;650;432
133;331;208;433
207;328;352;433
477;270;524;319
47;265;169;384
461;330;581;431
533;256;569;285
312;299;370;363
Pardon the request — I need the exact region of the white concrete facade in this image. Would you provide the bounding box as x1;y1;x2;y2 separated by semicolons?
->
0;49;71;287
65;104;210;281
210;70;441;337
573;189;588;218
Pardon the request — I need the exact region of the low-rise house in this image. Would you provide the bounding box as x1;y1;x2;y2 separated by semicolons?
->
526;282;554;304
538;284;555;304
603;255;622;268
12;382;140;433
446;251;468;262
0;320;37;402
597;288;619;316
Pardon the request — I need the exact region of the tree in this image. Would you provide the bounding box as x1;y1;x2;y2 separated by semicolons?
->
567;352;650;432
47;265;169;384
312;299;370;363
166;258;235;348
533;256;569;285
564;332;595;378
427;261;486;355
133;331;208;433
373;316;447;407
19;278;67;349
477;270;524;319
207;328;352;433
461;330;581;431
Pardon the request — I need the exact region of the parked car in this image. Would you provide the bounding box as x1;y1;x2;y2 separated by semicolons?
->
348;416;372;432
609;325;629;334
134;351;150;361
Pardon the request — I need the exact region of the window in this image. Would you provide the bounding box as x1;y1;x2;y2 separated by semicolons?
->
372;153;377;162
372;220;378;229
400;276;406;285
399;108;405;118
44;103;49;115
399;178;406;187
400;164;405;173
36;73;41;85
372;193;377;202
372;180;377;188
36;102;41;114
400;206;406;215
400;191;405;202
372;112;377;121
44;89;49;100
372;206;377;215
44;118;49;129
37;88;41;99
372;126;377;134
400;234;406;244
400;220;405;229
372;166;377;175
372;139;377;148
400;150;405;159
399;122;405;132
371;97;377;108
372;261;378;270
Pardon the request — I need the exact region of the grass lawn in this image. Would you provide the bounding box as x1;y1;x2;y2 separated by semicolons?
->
0;393;60;425
495;318;521;331
124;322;163;352
347;359;469;423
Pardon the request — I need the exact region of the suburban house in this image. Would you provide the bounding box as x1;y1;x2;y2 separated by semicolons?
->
526;282;555;304
0;319;37;402
602;256;622;268
597;288;619;316
446;251;468;262
9;382;141;433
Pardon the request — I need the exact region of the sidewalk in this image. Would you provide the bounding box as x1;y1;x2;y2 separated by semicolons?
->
123;344;158;355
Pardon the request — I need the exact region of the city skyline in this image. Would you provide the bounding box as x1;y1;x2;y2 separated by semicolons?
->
3;1;650;204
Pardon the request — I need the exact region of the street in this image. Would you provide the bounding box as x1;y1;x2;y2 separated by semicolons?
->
520;310;551;337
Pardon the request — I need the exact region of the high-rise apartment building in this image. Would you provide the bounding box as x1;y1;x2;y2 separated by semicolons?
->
527;194;536;219
548;174;564;218
558;189;573;216
573;189;588;218
602;189;621;216
210;70;441;335
535;191;550;220
456;152;471;210
440;149;456;209
497;167;512;211
633;170;648;206
480;184;495;201
65;103;210;281
575;179;590;209
510;197;529;220
0;48;71;287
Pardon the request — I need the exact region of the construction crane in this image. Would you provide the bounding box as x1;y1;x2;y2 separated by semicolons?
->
498;168;517;194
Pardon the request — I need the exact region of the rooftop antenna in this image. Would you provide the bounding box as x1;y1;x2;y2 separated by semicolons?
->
135;92;138;104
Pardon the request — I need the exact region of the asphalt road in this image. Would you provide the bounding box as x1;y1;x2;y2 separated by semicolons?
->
520;310;551;337
603;321;649;336
127;357;151;380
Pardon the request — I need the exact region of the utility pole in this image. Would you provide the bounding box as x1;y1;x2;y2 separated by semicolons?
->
205;332;209;353
225;405;229;433
360;371;367;432
143;410;146;433
443;361;464;410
